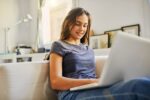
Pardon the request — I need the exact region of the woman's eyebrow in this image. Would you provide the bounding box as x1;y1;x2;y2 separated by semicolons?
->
76;20;88;24
75;20;81;23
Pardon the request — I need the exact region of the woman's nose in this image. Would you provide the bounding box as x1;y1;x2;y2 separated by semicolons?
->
79;26;84;30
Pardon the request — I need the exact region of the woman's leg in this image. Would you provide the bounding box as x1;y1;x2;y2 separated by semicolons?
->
109;77;150;100
58;77;150;100
58;87;107;100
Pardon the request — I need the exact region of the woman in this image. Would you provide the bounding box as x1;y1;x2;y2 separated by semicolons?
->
49;7;150;100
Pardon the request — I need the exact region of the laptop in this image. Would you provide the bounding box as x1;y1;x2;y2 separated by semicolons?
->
70;31;150;91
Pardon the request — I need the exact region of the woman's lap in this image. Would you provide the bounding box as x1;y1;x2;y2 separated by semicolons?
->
58;77;150;100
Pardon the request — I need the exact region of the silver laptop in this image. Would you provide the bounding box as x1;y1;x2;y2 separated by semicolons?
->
70;31;150;91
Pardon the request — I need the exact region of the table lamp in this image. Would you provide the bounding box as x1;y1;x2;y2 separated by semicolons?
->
4;14;32;54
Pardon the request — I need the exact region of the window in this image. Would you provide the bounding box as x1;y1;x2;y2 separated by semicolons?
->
38;0;73;48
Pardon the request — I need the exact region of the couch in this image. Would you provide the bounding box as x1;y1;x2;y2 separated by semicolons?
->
0;56;108;100
46;55;108;100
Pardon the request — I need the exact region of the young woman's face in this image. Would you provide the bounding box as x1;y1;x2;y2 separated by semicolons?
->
69;14;88;41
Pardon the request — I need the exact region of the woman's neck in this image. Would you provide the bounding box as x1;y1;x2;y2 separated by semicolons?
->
65;38;80;45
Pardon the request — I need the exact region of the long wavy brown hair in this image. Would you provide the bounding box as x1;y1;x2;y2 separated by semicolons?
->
60;7;91;44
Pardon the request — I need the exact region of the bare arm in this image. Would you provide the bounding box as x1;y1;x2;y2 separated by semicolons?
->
49;53;98;91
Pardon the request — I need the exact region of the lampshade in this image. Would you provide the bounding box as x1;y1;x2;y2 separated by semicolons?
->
22;14;32;22
3;14;33;54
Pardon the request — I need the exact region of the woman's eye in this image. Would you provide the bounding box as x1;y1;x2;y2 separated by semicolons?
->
75;22;88;28
84;24;88;27
75;23;80;26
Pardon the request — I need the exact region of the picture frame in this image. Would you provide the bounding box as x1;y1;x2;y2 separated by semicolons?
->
89;34;108;49
104;29;122;48
121;24;140;36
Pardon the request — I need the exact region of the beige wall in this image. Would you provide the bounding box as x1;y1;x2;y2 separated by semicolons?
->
77;0;150;38
0;0;38;54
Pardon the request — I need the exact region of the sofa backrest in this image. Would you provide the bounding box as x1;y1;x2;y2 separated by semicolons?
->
0;56;108;100
0;61;49;100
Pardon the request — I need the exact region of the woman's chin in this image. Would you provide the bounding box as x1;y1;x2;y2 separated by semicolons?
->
77;35;84;39
77;37;83;40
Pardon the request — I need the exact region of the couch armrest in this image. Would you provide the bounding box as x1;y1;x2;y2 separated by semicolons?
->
95;56;108;78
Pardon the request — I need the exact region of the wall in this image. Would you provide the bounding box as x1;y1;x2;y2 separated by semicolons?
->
143;0;150;38
0;0;18;53
0;0;38;54
77;0;150;38
0;0;150;54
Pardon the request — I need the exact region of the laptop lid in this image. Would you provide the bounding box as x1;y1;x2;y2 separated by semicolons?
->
99;31;150;86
